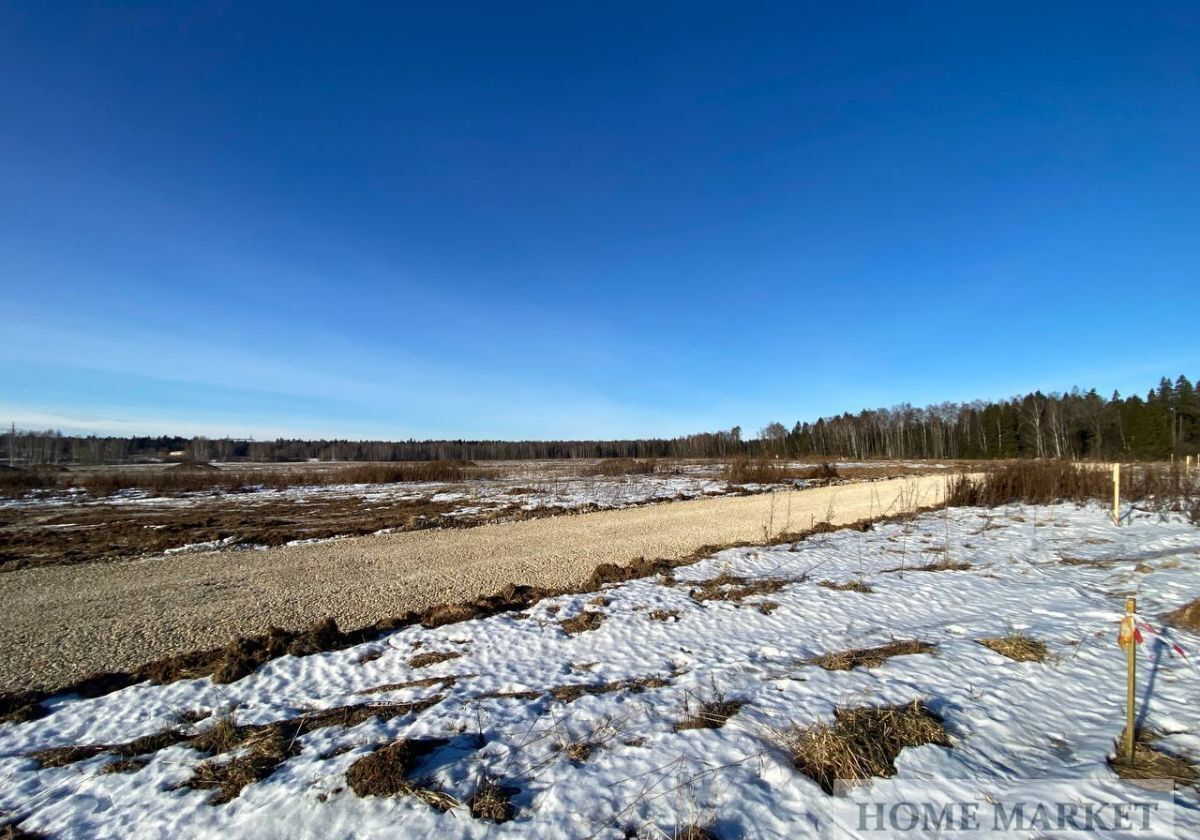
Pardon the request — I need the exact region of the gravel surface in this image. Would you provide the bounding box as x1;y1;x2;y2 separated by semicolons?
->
0;475;951;693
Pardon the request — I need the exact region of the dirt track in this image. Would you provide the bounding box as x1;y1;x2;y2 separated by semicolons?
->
0;475;951;693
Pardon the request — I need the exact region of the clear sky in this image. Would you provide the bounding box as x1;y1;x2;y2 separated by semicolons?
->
2;2;1198;440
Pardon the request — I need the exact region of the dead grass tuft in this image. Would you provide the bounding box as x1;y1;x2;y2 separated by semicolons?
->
0;824;47;840
674;686;744;732
689;573;790;603
560;741;594;762
360;676;460;694
809;640;935;671
818;579;873;593
1165;597;1200;633
345;738;450;798
468;777;515;822
778;700;950;793
99;756;149;774
649;609;681;622
677;826;719;840
185;728;301;804
758;601;779;615
409;651;463;669
561;611;607;635
1109;730;1199;786
550;676;670;704
978;632;1048;662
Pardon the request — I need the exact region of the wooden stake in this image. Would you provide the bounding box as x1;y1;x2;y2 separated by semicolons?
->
1112;463;1120;525
1124;596;1137;761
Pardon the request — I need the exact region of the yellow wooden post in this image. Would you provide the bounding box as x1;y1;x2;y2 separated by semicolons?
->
1124;596;1137;761
1112;463;1120;525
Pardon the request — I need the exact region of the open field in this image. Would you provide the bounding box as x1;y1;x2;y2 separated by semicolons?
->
0;458;968;571
1;502;1197;838
0;474;950;694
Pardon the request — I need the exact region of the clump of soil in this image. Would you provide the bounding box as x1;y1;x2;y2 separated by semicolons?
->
978;633;1048;662
808;640;936;671
778;700;950;794
561;611;607;635
409;651;463;668
1165;597;1200;633
818;580;873;593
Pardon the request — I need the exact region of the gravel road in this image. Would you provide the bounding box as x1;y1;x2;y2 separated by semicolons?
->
0;475;951;693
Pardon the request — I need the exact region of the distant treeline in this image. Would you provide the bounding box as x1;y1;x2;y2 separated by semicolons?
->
4;375;1197;466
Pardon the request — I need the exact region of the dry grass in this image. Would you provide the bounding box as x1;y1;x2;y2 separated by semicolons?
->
559;741;594;762
674;686;744;732
689;573;790;603
345;738;459;811
947;461;1199;521
0;461;499;499
408;651;463;669
185;728;301;804
978;632;1048;662
818;579;873;593
721;457;827;485
475;675;671;704
468;777;515;822
360;675;460;694
758;601;779;615
777;700;950;793
550;676;670;703
99;756;149;774
583;458;658;477
1165;596;1200;633
1109;730;1199;786
561;610;607;635
0;824;47;840
648;609;681;622
808;640;935;671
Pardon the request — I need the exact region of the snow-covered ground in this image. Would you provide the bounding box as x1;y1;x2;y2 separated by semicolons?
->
1;472;743;516
2;503;1197;838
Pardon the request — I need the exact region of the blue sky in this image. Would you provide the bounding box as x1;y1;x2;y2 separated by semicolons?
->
2;2;1197;440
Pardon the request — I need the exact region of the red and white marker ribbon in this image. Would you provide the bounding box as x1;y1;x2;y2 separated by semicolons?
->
1135;618;1196;670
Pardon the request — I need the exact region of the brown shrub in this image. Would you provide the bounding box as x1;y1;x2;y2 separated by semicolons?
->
808;640;936;671
778;701;950;793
